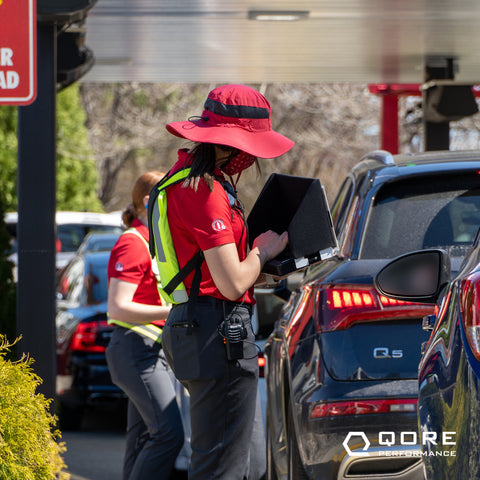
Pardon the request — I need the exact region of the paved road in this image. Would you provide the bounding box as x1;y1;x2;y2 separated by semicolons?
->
61;405;187;480
62;379;267;480
61;405;125;480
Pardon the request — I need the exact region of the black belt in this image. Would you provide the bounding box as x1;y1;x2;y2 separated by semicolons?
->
171;296;253;315
199;296;253;314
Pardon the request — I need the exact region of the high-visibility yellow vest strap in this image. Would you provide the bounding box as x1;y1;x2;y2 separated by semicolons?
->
108;316;163;343
121;227;165;305
149;167;196;305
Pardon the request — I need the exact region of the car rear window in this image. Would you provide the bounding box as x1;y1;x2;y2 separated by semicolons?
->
360;174;480;259
57;224;122;252
86;259;109;304
56;254;110;305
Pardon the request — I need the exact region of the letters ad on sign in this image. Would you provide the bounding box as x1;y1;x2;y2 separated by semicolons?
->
0;0;37;105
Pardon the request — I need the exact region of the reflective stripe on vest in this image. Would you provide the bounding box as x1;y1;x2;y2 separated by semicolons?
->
108;316;163;343
151;167;192;304
108;228;163;343
121;228;162;288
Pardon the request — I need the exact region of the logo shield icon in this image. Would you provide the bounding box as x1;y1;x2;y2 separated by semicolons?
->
343;432;371;457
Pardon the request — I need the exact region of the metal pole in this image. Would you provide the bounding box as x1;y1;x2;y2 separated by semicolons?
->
17;22;57;401
423;59;454;151
424;116;450;151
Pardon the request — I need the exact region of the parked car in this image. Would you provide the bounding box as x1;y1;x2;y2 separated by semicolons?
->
254;283;292;426
375;233;480;478
76;231;121;255
55;249;123;430
264;150;480;480
5;211;124;279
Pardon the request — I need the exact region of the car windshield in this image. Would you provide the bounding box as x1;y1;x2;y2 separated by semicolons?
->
360;174;480;259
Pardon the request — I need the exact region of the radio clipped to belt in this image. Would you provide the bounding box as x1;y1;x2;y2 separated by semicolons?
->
218;311;248;360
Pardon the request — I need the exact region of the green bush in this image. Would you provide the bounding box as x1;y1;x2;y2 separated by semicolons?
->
0;337;69;480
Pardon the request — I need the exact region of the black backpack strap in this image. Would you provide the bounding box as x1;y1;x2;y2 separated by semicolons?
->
148;186;160;258
163;250;204;296
160;250;204;335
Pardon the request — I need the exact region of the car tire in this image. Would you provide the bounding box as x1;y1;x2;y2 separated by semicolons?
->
287;401;308;480
58;401;84;431
266;411;278;480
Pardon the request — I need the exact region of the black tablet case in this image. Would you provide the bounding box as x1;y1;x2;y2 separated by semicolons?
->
247;173;338;276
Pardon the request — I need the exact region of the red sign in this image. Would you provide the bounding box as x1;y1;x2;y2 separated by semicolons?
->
0;0;37;105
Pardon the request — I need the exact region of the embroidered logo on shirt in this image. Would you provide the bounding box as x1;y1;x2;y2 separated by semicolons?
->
115;262;124;272
212;219;226;232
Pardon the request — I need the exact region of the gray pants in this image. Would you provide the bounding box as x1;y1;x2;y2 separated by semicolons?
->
162;298;266;480
106;327;184;480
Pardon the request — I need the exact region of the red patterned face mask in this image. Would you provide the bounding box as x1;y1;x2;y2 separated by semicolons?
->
221;151;256;176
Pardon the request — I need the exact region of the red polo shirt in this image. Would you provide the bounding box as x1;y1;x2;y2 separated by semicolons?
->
108;219;165;325
167;149;255;304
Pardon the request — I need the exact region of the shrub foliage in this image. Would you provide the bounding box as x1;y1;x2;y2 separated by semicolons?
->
0;338;69;480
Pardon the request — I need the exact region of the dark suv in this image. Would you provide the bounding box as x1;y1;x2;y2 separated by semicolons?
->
264;150;480;480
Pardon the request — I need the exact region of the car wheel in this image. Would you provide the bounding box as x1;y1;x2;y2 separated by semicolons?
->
266;411;278;480
57;401;84;431
287;402;308;480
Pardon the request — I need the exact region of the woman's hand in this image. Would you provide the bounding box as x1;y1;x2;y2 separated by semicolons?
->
203;231;288;301
252;230;289;265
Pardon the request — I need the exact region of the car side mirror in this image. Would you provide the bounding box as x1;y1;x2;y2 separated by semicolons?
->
374;249;450;304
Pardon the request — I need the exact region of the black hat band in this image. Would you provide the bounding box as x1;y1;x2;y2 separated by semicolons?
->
204;98;269;120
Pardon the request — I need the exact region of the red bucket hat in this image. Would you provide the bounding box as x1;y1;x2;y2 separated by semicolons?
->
166;84;294;159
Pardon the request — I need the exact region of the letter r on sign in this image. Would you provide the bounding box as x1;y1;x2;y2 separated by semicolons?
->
1;48;13;66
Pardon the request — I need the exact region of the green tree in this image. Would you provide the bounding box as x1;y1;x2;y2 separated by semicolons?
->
56;84;103;212
0;83;103;213
0;106;18;212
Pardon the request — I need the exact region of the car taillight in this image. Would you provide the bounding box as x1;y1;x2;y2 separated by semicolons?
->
310;399;417;419
317;285;432;332
460;272;480;361
258;353;265;378
69;320;108;353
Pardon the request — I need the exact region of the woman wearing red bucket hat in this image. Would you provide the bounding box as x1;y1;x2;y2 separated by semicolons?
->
158;84;294;479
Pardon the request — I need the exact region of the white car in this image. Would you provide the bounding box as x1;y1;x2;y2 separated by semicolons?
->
5;211;124;279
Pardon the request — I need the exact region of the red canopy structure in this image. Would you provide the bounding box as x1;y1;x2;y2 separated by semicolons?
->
369;82;480;154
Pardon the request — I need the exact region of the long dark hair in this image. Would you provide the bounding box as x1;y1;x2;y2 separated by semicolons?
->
183;143;217;191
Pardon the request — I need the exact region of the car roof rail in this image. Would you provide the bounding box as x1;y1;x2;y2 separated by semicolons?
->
359;150;395;166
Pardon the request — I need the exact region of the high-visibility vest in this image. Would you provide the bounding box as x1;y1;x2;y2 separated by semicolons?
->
148;167;204;305
108;228;163;343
